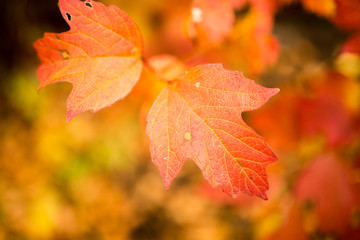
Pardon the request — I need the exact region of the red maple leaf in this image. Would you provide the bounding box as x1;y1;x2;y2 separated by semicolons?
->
146;64;279;199
34;1;279;199
33;0;143;121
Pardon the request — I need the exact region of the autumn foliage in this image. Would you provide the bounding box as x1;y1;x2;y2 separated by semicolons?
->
34;0;143;121
1;0;359;239
34;0;280;199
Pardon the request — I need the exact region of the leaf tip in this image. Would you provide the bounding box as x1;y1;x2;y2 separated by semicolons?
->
162;175;173;190
36;85;42;94
164;182;171;190
267;87;280;98
262;193;269;201
228;188;269;200
273;87;280;95
66;115;73;122
66;109;75;122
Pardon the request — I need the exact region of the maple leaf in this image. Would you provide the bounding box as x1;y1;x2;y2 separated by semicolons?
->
146;64;279;199
33;0;143;121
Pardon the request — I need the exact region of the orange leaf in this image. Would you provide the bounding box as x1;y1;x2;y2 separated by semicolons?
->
301;0;336;17
146;64;279;199
33;0;143;121
230;0;278;77
188;0;235;45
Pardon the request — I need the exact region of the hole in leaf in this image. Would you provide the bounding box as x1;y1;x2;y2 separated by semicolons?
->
80;0;85;1
65;13;71;21
55;35;60;40
59;49;70;60
85;2;92;8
